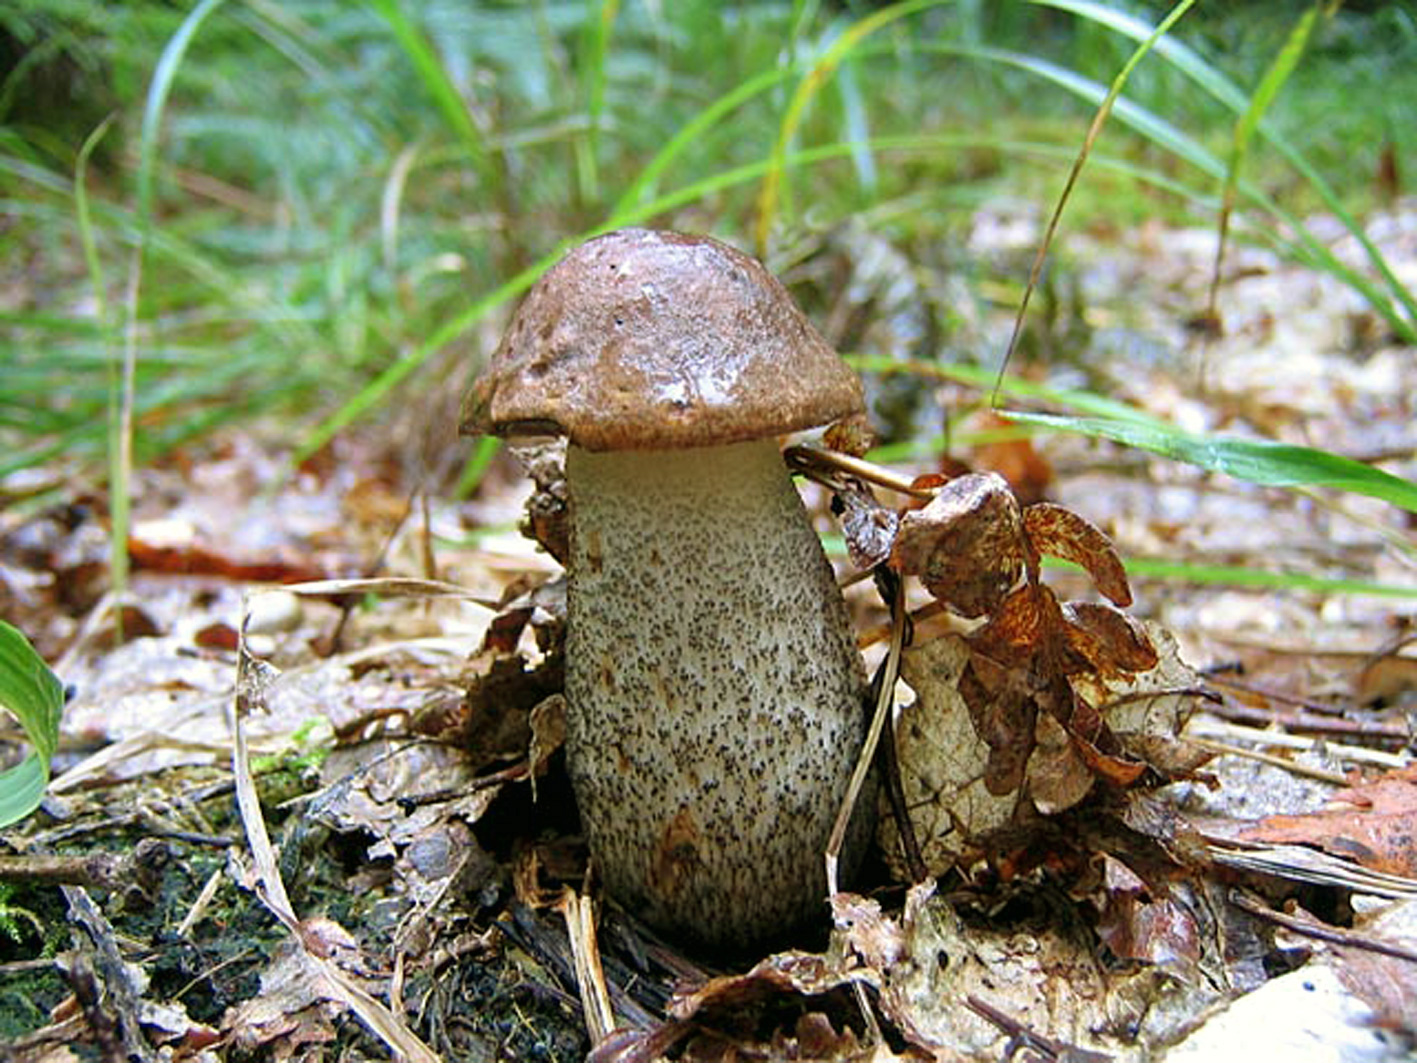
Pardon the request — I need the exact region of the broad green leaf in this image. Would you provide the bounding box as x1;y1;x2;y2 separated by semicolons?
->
0;622;65;829
1006;411;1417;514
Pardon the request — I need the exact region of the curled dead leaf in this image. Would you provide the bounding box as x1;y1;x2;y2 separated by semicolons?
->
891;472;1026;618
1023;502;1132;607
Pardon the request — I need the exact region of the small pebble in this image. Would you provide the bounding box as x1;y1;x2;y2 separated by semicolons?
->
243;590;304;635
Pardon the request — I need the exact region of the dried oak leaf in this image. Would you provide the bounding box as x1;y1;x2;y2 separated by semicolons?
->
1237;765;1417;878
831;478;900;569
1023;503;1131;607
888;623;1210;878
891;472;1026;619
1068;621;1212;780
1093;853;1203;969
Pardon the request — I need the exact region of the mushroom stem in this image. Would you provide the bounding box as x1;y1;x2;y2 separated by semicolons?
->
564;439;869;952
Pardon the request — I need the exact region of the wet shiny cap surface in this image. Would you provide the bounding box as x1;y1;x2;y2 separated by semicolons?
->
460;228;864;451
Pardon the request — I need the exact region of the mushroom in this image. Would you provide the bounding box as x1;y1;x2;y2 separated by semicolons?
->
462;228;870;952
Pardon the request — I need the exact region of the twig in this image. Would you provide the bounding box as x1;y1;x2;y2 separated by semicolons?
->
1186;718;1411;770
1204;697;1408;744
560;888;617;1047
826;568;906;896
784;445;934;499
0;852;127;892
1185;737;1351;786
1229;890;1417;965
230;609;442;1062
1206;673;1356;718
176;867;225;938
966;994;1112;1062
871;572;926;883
62;885;155;1062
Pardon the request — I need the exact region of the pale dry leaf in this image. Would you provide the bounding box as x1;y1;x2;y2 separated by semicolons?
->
1332;897;1417;1032
847;881;1169;1060
1069;621;1211;777
882;634;1024;879
1025;710;1094;814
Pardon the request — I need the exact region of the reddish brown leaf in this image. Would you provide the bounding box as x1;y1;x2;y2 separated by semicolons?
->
960;654;1037;796
1062;602;1158;676
128;538;325;583
1094;855;1202;967
1238;766;1417;877
1021;503;1132;607
1069;732;1148;788
891;472;1026;618
194;621;240;651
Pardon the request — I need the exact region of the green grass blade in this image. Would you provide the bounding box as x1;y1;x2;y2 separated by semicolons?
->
992;0;1196;390
0;622;64;829
576;0;620;206
1006;411;1417;514
754;0;948;255
846;354;1170;425
137;0;228;229
369;0;497;193
75;114;127;600
1109;557;1417;601
970;43;1416;342
295;254;555;463
1035;0;1417;339
302;127;1223;457
610;62;800;218
1206;4;1321;327
74;117;114;320
455;435;502;500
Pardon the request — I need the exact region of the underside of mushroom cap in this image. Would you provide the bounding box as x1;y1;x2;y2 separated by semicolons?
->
460;228;864;451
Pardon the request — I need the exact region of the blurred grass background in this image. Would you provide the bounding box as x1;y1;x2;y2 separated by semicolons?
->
1;0;1414;489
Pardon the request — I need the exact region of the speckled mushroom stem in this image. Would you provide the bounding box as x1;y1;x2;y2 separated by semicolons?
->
565;439;869;952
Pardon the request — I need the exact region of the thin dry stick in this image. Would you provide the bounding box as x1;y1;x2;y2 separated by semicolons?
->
559;889;617;1047
176;867;225;938
230;609;441;1063
785;445;934;499
1205;672;1356;718
1229;890;1417;965
1187;718;1411;770
826;572;906;896
1186;736;1350;786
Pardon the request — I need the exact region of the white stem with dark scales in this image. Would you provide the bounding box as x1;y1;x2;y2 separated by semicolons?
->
565;439;869;952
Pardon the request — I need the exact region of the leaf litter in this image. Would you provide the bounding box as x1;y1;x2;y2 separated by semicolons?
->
1;207;1416;1059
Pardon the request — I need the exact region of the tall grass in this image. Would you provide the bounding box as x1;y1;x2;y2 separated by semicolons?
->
1;0;1412;514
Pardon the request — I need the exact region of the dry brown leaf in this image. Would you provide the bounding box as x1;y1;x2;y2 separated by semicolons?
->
837;881;1209;1060
890;472;1026;619
1094;855;1203;969
1238;765;1417;878
1023;503;1131;607
1331;898;1417;1032
888;620;1209;878
831;478;900;568
882;635;1026;879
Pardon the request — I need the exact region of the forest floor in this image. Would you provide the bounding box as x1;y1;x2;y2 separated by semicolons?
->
1;201;1415;1061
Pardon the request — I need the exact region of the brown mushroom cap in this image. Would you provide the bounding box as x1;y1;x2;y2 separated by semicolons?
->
460;228;864;451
